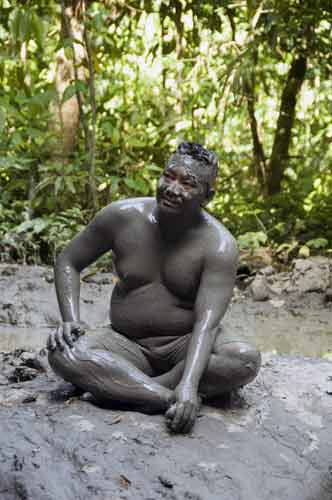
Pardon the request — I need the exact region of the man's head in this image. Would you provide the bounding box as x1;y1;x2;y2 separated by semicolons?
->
157;142;219;214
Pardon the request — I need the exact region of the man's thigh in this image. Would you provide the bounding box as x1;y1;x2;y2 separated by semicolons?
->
74;326;155;376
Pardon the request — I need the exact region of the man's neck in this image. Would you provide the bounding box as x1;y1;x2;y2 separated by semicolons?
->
154;205;203;241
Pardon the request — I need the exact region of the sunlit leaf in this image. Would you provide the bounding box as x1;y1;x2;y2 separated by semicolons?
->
54;177;63;196
237;231;268;250
298;245;310;258
31;12;45;47
65;177;76;194
306;238;328;249
10;8;21;44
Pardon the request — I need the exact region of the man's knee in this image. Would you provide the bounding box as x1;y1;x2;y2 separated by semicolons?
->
48;341;92;383
48;346;74;379
228;343;261;381
215;342;261;382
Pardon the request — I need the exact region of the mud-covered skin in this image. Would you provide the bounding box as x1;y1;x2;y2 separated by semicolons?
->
48;159;261;433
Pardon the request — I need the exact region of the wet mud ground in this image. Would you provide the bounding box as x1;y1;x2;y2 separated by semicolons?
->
0;263;332;500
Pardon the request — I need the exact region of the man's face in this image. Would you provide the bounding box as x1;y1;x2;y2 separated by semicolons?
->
156;158;208;214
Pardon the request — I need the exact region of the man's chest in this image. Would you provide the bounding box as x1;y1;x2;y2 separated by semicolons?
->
113;227;203;300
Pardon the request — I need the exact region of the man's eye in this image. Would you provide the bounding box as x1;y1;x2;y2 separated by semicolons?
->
163;172;173;180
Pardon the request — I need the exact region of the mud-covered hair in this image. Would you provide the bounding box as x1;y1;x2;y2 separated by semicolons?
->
177;142;218;178
167;142;219;188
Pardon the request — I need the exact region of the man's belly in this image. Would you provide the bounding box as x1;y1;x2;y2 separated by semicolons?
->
110;282;195;338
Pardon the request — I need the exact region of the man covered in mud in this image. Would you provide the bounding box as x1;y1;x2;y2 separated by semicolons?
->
47;142;261;433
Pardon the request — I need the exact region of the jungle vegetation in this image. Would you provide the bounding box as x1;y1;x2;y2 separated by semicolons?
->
0;0;331;265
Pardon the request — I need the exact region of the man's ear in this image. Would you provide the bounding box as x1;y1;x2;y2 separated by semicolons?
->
201;187;215;206
207;187;215;201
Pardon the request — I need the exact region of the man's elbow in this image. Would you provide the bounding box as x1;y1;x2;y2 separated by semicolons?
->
54;250;78;275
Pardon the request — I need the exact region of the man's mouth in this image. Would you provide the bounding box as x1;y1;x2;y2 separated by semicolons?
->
161;196;181;208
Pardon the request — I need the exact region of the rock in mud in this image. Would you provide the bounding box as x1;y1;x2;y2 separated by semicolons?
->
290;257;331;293
325;288;332;303
249;275;270;301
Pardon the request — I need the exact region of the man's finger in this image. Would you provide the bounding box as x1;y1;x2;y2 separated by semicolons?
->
55;327;65;351
63;326;74;348
47;331;56;352
171;403;185;432
182;406;197;434
165;404;176;422
76;325;86;338
178;404;193;433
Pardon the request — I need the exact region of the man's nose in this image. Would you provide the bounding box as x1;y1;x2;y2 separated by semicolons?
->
166;180;183;196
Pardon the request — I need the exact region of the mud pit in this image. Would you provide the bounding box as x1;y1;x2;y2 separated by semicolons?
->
1;263;332;500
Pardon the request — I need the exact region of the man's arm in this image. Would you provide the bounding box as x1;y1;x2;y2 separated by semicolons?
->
55;205;116;323
48;204;117;351
167;232;238;432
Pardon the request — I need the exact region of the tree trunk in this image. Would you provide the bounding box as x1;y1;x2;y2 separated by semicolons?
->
173;1;184;115
245;50;267;189
50;0;86;159
50;0;98;211
266;55;307;195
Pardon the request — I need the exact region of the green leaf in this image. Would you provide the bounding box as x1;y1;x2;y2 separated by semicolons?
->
124;177;137;190
276;242;298;255
10;8;21;45
34;177;55;195
62;84;77;103
62;38;73;49
62;81;87;103
15;217;48;234
0;108;6;134
65;177;76;194
306;238;328;249
54;177;63;195
111;128;120;145
110;176;119;193
75;80;87;93
30;12;45;47
15;220;35;233
64;46;73;60
298;245;310;258
19;10;30;42
146;163;161;173
126;137;145;148
11;131;23;147
32;218;49;234
237;231;268;250
134;177;149;195
27;128;42;139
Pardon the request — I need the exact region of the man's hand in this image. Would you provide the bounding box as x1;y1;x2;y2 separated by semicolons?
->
47;321;86;352
165;383;201;434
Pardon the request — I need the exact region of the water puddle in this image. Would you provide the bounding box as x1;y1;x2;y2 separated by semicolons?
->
0;325;331;359
255;329;332;359
0;326;52;352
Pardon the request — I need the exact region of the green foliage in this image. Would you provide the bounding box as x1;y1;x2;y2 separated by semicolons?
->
0;206;89;264
0;0;331;263
237;231;268;251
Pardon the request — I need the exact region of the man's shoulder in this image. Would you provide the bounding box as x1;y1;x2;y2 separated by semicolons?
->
95;197;155;223
201;211;238;263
